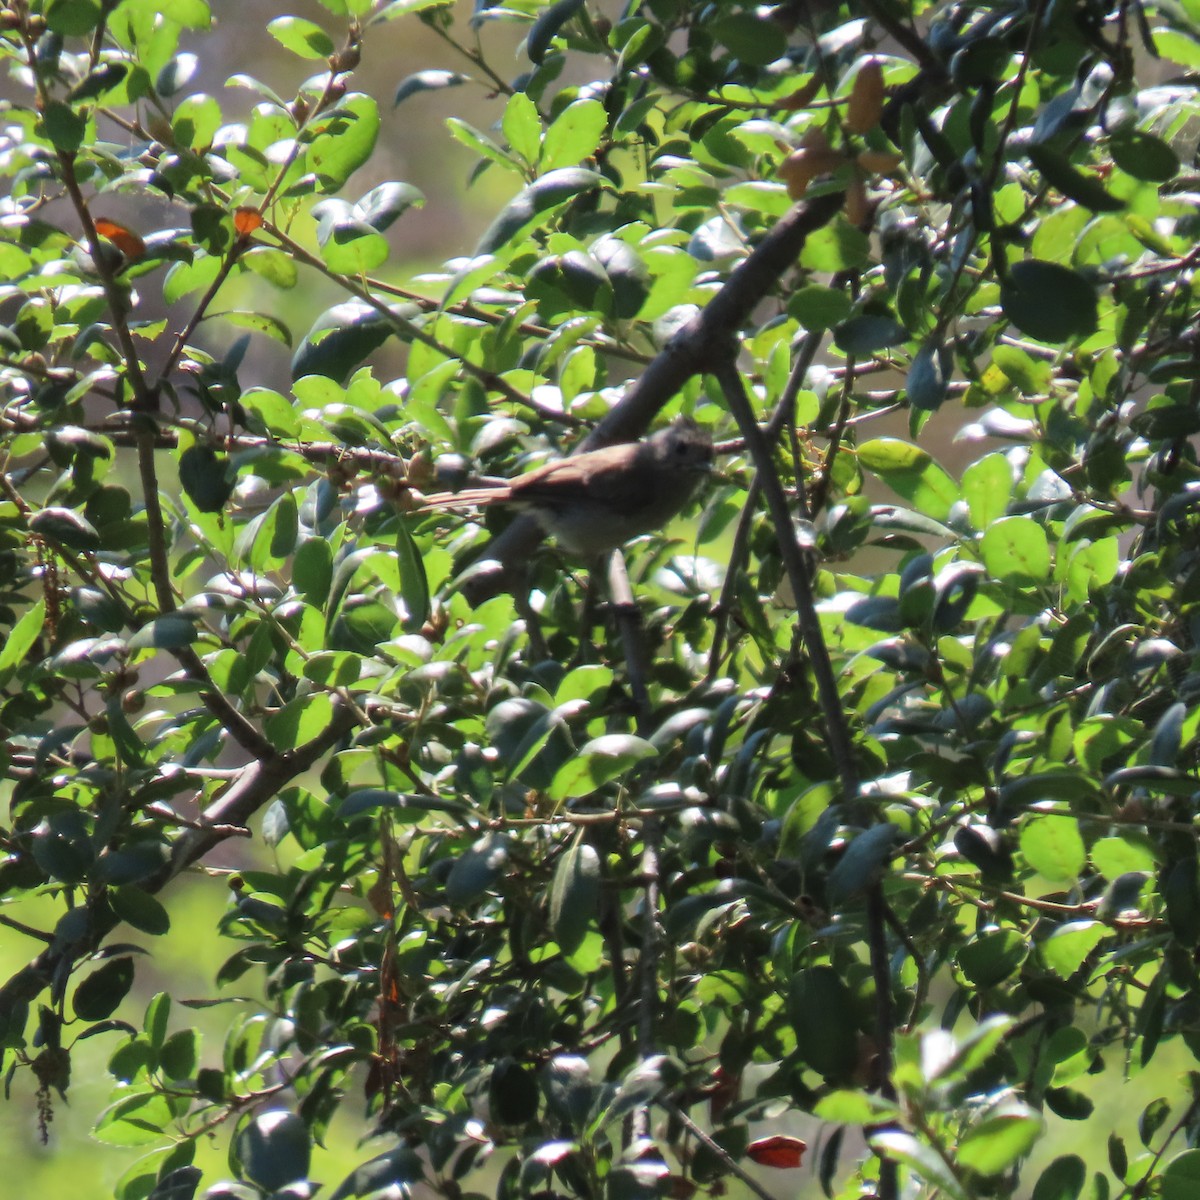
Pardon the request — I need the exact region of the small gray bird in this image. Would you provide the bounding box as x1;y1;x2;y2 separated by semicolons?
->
420;418;713;557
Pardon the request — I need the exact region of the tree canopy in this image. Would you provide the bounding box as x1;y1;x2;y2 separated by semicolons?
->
1;0;1200;1198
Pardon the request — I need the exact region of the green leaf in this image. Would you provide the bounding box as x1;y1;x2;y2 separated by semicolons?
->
962;453;1012;530
825;823;899;901
159;1028;198;1080
550;842;600;954
857;438;958;522
318;217;390;274
291;300;400;383
128;616;197;650
47;0;102;34
907;339;950;411
800;220;870;272
0;599;45;678
833;313;908;355
264;692;335;750
242;247;299;289
1020;815;1086;882
217;309;293;346
790;285;852;329
163;255;223;304
591;237;650;319
813;1089;899;1124
710;11;787;64
329;1148;423;1200
1000;259;1098;343
980;516;1051;581
991;344;1052;395
267;15;336;58
295;536;334;605
956;1107;1044;1175
156;52;199;97
1032;1152;1089;1200
870;1131;967;1200
356;181;423;231
1040;920;1106;977
502;91;542;164
74;957;136;1021
307;93;381;191
549;733;657;801
144;992;171;1050
541;98;607;171
956;928;1027;987
94;1093;176;1147
395;518;431;632
68;62;131;102
1160;1149;1200;1200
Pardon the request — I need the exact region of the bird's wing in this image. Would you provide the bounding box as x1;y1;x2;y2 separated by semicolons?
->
510;447;655;514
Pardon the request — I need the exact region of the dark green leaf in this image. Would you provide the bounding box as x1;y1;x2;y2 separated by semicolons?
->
1028;144;1123;211
490;1058;539;1125
1109;130;1179;182
833;313;908;355
788;967;859;1079
235;1110;311;1191
1031;1155;1086;1200
291;300;402;382
476;168;604;254
179;445;236;512
110;886;171;936
826;823;899;901
527;0;585;63
1000;259;1098;343
74;957;136;1021
30;506;101;551
549;842;600;954
444;832;511;904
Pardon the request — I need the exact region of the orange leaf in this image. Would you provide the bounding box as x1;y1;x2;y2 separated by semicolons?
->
234;207;263;236
777;76;822;111
778;146;849;199
93;217;146;260
746;1135;807;1169
846;59;885;134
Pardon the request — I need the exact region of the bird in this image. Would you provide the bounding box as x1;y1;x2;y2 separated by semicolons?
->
418;418;714;557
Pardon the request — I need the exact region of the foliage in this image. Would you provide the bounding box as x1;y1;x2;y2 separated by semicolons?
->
0;0;1199;1198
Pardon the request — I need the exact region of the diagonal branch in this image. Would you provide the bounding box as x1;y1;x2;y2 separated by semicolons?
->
0;708;355;1039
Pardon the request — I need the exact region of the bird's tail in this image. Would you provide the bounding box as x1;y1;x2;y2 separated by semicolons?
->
416;486;510;511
